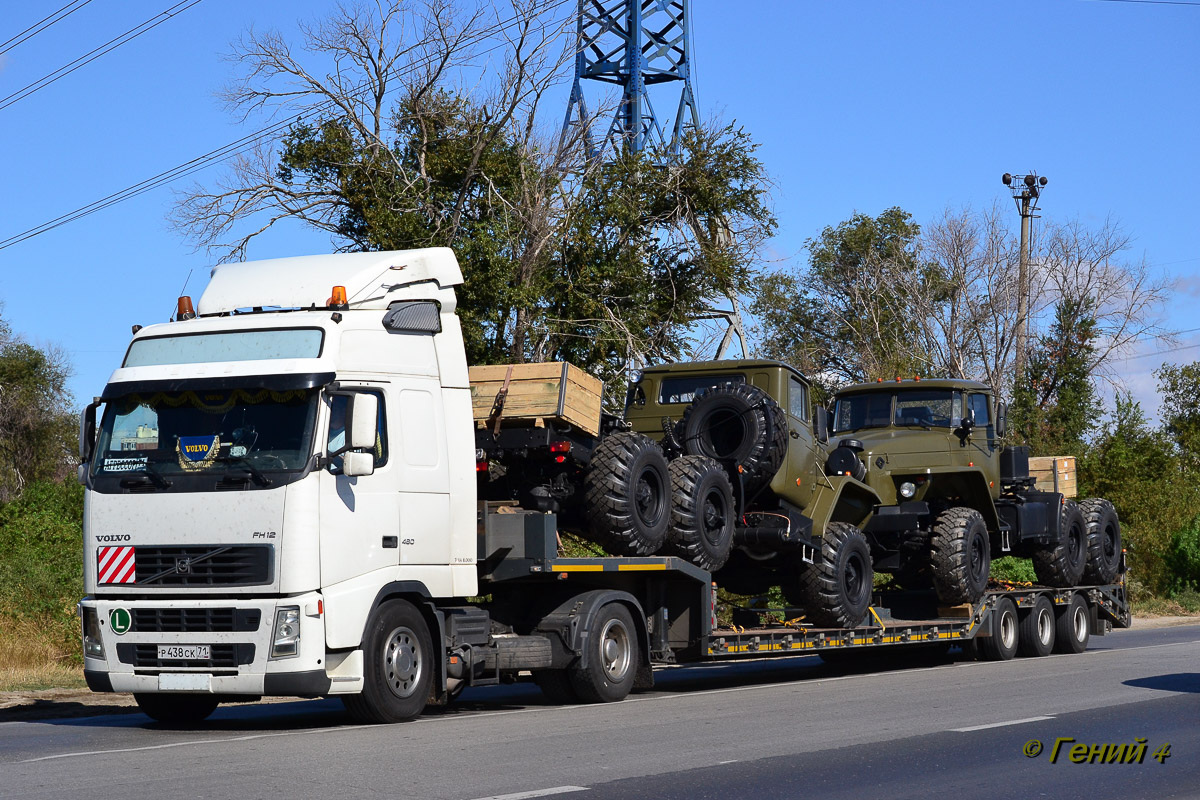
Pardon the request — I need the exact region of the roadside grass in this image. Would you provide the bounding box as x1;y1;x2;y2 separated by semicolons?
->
0;616;85;691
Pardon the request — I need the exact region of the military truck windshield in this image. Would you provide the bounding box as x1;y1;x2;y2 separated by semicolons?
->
658;375;745;404
833;389;962;432
91;388;320;485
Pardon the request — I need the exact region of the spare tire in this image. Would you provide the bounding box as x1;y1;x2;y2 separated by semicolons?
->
584;432;671;556
678;383;787;493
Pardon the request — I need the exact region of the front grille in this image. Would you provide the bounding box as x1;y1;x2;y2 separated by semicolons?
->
117;643;255;668
131;608;261;633
135;545;272;586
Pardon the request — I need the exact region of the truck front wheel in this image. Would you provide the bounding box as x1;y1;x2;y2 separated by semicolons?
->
568;603;639;703
133;693;219;726
343;599;433;724
1032;500;1087;587
784;522;873;628
929;507;991;605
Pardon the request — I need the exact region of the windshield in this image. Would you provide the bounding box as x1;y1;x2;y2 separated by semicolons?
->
92;388;320;482
833;389;963;433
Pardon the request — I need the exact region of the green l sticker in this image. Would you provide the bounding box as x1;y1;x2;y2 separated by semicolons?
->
110;608;131;635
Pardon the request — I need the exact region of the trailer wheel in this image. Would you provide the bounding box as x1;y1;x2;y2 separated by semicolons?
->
133;693;219;726
342;599;433;724
929;507;991;604
678;383;788;492
534;670;581;705
568;603;639;703
784;522;873;628
1053;592;1091;654
584;432;671;556
978;597;1019;661
667;455;735;571
1018;595;1056;657
1079;498;1122;584
1032;500;1087;587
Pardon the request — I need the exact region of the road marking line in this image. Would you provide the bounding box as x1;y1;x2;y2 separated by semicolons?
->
718;759;739;765
470;787;588;800
952;715;1054;732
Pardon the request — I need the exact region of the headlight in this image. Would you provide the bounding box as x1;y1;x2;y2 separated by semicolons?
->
629;369;643;384
899;481;917;499
271;606;301;659
81;605;104;659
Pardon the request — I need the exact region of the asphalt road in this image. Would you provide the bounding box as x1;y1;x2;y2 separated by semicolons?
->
2;624;1198;800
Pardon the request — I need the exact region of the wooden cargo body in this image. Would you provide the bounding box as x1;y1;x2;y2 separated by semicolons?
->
1029;455;1077;498
468;361;603;437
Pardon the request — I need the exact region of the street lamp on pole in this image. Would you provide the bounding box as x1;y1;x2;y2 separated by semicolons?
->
1002;171;1048;380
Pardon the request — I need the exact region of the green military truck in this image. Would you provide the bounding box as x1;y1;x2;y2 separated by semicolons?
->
827;378;1122;605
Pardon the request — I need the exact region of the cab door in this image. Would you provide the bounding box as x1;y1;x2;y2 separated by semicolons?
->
318;387;401;587
780;376;820;508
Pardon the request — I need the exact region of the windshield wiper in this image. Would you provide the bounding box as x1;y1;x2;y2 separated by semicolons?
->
217;455;273;487
120;462;173;489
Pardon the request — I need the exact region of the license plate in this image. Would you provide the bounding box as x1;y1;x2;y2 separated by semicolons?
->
157;644;211;661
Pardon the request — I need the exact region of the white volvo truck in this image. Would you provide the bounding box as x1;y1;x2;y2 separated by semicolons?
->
78;249;1129;724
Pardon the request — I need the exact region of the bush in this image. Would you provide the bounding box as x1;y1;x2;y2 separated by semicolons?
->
0;480;84;665
990;556;1037;584
1165;514;1200;593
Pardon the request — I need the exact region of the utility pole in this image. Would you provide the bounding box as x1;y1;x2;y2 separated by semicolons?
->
1002;172;1048;379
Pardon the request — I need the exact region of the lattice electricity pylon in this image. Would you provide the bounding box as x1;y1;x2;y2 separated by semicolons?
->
560;0;701;161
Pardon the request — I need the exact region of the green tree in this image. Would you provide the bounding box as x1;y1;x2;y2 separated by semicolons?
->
0;310;77;501
1009;298;1101;454
1154;361;1200;469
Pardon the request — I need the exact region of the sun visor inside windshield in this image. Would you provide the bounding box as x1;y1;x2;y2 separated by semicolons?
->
101;372;336;400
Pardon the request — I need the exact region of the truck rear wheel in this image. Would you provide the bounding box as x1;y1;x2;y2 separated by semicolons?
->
342;599;433;724
133;693;219;725
1079;498;1122;584
784;522;873;628
1018;595;1056;657
1053;592;1091;654
584;432;671;556
568;602;639;703
678;384;788;492
929;507;991;605
667;455;735;571
978;597;1019;661
1032;500;1087;588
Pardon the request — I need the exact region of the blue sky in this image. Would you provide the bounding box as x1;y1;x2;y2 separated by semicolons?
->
0;0;1196;415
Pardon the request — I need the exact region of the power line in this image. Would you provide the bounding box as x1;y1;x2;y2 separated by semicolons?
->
0;0;96;57
0;1;201;113
0;0;573;252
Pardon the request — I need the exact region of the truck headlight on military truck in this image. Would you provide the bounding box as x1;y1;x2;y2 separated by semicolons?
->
271;606;301;658
899;481;917;499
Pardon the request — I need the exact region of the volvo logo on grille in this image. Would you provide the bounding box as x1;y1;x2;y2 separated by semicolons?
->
175;557;193;574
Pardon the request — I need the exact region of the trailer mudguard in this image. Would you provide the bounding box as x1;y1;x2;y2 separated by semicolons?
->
533;589;652;685
807;474;881;532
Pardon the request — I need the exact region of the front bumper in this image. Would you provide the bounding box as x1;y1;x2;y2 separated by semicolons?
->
79;593;331;697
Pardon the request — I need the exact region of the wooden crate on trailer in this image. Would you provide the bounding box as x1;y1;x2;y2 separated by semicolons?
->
1028;455;1077;498
469;362;603;437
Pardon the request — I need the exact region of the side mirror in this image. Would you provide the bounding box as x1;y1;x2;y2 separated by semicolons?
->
347;393;379;451
342;451;375;477
954;410;975;446
79;398;101;463
995;402;1008;438
813;407;830;445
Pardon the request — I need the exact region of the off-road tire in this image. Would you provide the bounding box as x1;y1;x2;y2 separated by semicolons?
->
783;522;873;628
584;432;671;556
134;693;219;726
1018;595;1056;657
978;597;1019;661
342;599;433;724
534;670;580;705
893;528;932;590
667;456;735;571
678;383;788;493
1079;498;1122;585
929;507;991;605
1032;500;1087;588
1053;592;1091;654
568;603;639;703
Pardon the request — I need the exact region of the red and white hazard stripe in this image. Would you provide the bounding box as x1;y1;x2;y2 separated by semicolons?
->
97;546;136;584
